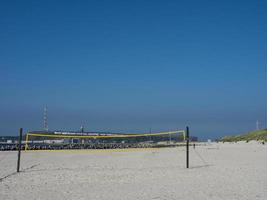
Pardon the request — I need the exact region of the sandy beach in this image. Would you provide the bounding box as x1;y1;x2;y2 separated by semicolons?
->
0;142;266;200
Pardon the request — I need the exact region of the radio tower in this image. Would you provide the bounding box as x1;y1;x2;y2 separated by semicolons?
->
44;106;48;131
256;120;260;130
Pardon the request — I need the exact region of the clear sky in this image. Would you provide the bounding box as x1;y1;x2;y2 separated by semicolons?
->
1;0;267;139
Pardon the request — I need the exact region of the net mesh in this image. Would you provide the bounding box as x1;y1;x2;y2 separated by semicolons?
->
25;130;185;150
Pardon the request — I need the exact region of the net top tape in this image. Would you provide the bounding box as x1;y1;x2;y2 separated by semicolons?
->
26;130;185;139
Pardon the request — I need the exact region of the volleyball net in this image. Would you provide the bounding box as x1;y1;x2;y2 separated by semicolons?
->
24;130;186;151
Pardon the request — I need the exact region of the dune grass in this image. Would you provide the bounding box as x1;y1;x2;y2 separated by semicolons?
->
221;129;267;142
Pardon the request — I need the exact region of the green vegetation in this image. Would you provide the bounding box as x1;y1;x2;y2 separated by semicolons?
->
221;129;267;142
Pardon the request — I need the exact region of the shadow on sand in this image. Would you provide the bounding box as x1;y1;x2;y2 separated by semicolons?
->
189;164;213;169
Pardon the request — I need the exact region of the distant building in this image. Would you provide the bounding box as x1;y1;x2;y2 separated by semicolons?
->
190;136;198;142
0;136;18;144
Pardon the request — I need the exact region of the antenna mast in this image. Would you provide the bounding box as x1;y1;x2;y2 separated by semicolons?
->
256;120;259;130
44;106;48;131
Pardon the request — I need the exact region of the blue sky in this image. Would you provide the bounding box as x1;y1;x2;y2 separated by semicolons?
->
1;0;267;139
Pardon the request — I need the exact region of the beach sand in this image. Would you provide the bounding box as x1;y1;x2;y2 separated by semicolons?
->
0;142;266;200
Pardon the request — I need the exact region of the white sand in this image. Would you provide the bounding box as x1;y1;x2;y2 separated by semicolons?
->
0;143;267;200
